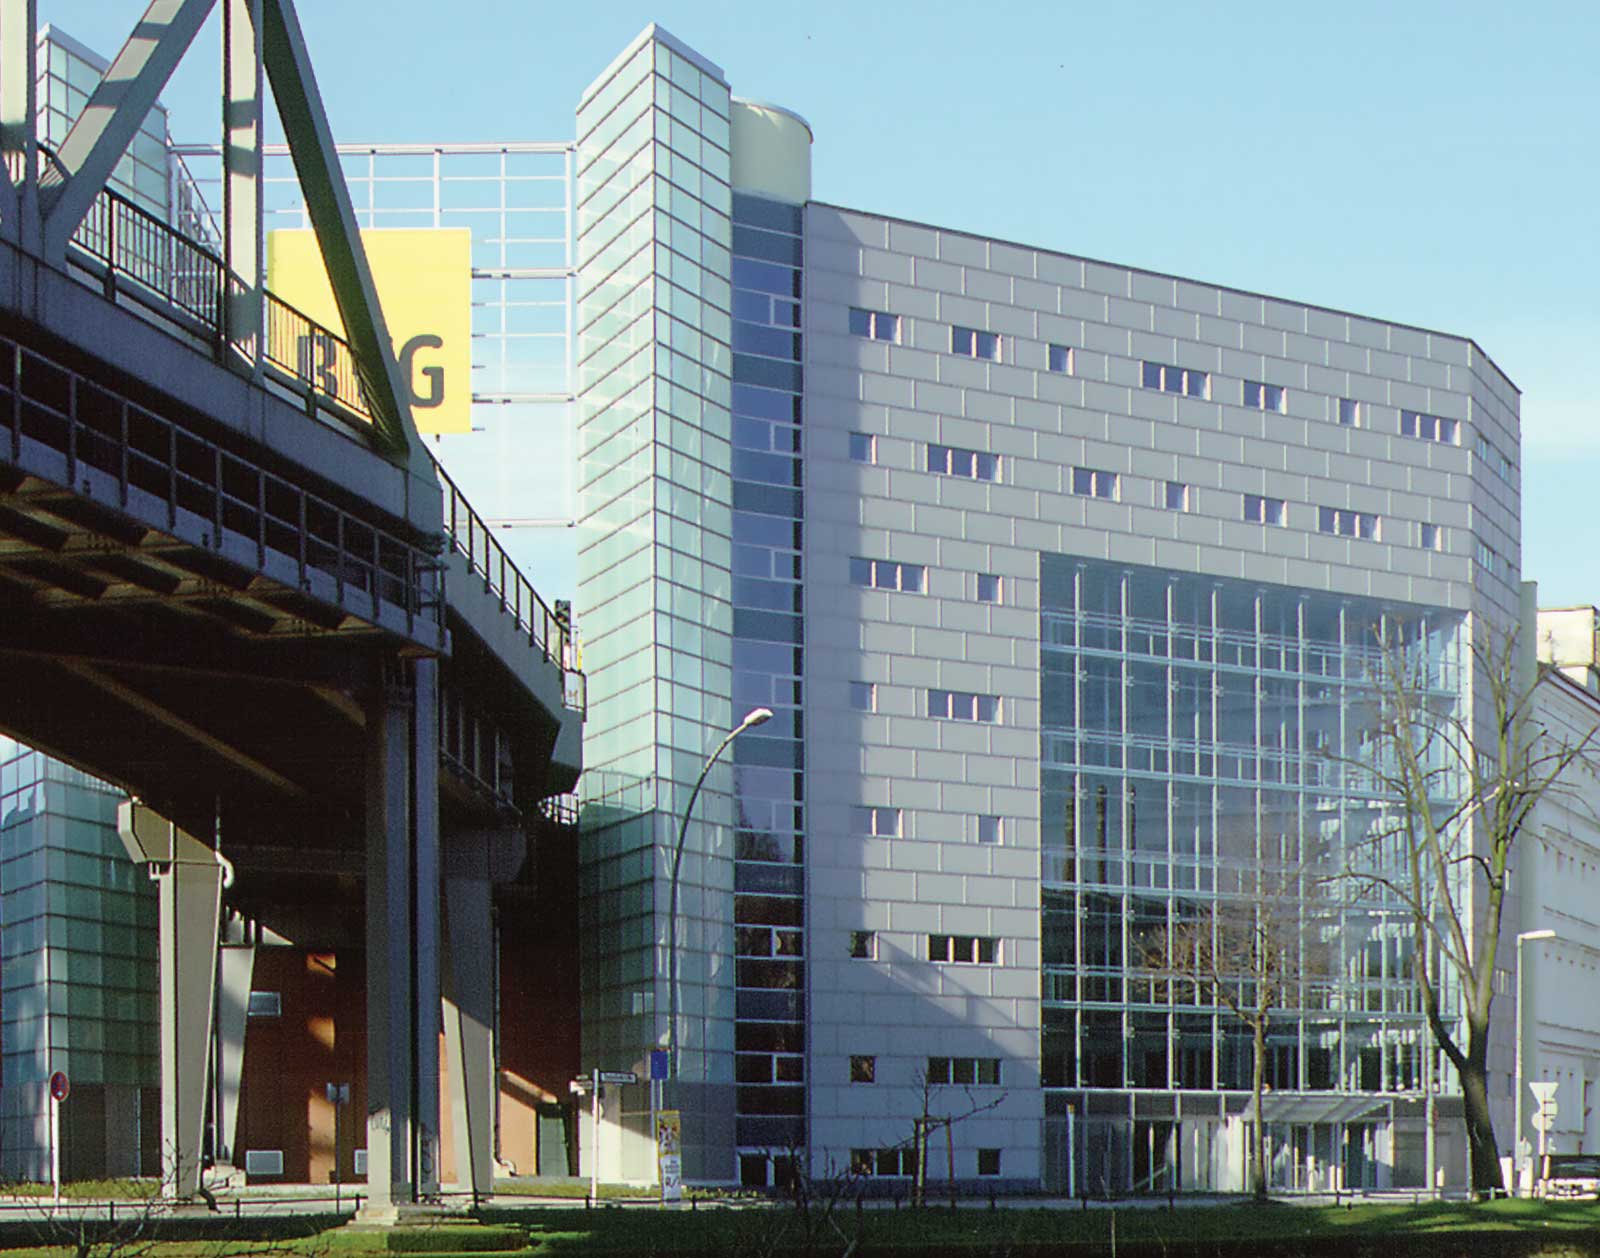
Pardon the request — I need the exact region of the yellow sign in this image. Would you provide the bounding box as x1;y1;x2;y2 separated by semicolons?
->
266;228;472;435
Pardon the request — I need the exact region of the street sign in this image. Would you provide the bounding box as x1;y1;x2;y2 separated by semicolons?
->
599;1071;637;1085
1530;1081;1559;1134
48;1072;69;1103
650;1049;670;1082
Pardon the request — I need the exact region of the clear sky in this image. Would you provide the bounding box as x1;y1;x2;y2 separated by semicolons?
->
42;1;1600;609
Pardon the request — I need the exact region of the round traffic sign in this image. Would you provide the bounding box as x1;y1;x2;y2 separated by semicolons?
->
49;1071;69;1103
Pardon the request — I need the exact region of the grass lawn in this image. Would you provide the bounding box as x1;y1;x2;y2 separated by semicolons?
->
0;1197;1596;1256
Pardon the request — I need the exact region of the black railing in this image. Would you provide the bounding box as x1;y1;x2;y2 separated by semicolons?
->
1;334;439;635
437;457;580;704
51;179;586;709
262;288;370;421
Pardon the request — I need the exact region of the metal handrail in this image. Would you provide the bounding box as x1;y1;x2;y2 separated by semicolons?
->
435;454;579;692
51;177;587;711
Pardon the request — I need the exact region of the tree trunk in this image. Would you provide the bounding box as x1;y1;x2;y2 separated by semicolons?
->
1460;1020;1505;1198
1251;1017;1268;1202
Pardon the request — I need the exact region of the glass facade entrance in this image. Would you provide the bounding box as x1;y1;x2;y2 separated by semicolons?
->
1039;555;1464;1193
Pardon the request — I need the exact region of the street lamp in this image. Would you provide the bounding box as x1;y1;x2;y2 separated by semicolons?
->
666;706;773;1083
1513;928;1556;1195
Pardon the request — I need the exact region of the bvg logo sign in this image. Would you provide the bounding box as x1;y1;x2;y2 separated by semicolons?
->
267;229;473;435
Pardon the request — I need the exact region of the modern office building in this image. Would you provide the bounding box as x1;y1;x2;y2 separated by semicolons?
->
572;25;1534;1193
10;17;1589;1198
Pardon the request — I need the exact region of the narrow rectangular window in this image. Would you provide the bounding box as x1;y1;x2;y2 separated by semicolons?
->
929;689;1001;724
849;307;898;341
1318;507;1379;539
930;442;1000;483
852;806;902;837
1047;344;1074;374
951;325;1000;361
1337;398;1361;427
1243;494;1286;526
850;558;924;593
1141;361;1209;399
1071;467;1118;500
977;1149;1002;1176
1164;481;1191;512
927;1057;952;1085
849;681;876;712
850;1055;877;1084
849;432;876;464
1243;380;1286;412
849;930;877;959
976;573;1002;604
977;815;1002;845
1420;523;1443;551
1401;409;1458;444
929;935;999;964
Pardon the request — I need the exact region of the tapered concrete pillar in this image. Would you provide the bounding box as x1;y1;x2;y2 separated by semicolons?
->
215;935;256;1166
442;827;523;1199
364;667;415;1214
117;803;224;1200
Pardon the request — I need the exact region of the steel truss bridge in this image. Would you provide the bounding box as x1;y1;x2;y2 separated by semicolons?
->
0;0;581;1214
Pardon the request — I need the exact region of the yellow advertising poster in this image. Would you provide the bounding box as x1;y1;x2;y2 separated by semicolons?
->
266;228;472;435
656;1109;682;1202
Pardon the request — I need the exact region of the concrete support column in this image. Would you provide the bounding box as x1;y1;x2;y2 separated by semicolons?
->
363;656;443;1213
159;860;222;1197
117;802;223;1199
364;665;415;1213
412;656;442;1196
215;933;256;1167
442;872;494;1198
442;827;524;1200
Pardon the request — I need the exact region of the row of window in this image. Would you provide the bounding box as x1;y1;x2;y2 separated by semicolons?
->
849;1056;1003;1086
851;1148;1003;1177
860;437;1436;545
927;442;1000;482
845;930;1001;966
928;688;1001;723
847;807;1005;844
847;563;1000;602
848;310;1482;454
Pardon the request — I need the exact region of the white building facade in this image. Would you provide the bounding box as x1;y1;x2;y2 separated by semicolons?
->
569;25;1534;1194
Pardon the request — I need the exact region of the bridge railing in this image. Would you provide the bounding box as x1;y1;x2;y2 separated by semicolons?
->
436;455;582;708
58;177;585;712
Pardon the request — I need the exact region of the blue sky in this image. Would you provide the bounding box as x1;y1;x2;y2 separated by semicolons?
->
43;1;1600;608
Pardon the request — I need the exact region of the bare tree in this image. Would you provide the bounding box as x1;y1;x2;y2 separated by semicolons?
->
1356;625;1598;1197
904;1066;1007;1208
1141;861;1334;1202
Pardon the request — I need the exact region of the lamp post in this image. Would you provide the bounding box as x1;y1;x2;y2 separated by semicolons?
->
666;706;773;1084
1514;928;1556;1195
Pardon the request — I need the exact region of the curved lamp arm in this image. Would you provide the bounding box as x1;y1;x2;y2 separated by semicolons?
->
666;707;773;1081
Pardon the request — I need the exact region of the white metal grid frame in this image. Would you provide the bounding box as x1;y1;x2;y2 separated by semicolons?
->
174;141;577;527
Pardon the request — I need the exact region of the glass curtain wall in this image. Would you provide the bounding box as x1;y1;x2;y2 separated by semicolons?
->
727;192;805;1182
574;33;737;1172
0;740;157;1179
1038;555;1463;1194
